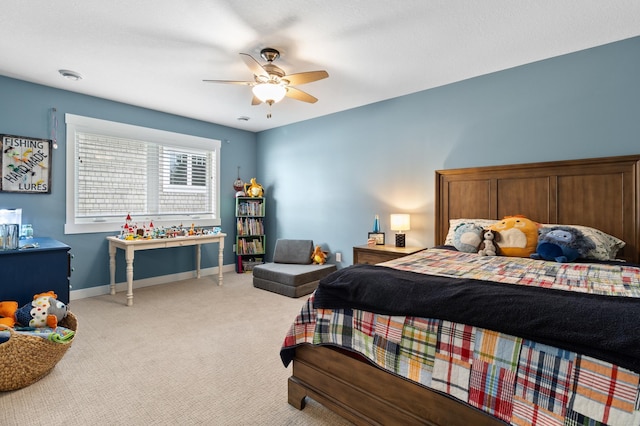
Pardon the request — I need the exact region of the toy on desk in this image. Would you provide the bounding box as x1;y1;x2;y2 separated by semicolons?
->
311;245;328;265
117;213;222;239
15;291;68;328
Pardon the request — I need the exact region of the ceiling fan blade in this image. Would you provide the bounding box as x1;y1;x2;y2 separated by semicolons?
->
283;70;328;86
240;53;268;78
285;87;318;103
202;79;253;85
251;95;262;105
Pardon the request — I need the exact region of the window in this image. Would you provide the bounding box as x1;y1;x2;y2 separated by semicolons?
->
65;114;221;234
165;149;207;189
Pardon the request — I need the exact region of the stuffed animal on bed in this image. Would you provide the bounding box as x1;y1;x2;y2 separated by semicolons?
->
489;215;540;257
477;229;500;256
14;291;68;328
452;223;484;253
311;245;328;265
530;226;596;263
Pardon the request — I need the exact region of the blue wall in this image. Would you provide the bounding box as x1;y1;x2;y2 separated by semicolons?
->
0;77;257;293
2;36;638;297
256;36;640;265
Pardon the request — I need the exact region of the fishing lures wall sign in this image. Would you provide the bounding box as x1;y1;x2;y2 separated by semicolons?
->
1;134;52;194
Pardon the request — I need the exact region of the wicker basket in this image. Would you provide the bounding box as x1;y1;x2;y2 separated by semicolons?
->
0;311;78;391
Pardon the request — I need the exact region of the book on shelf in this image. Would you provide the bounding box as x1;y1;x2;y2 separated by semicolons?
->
236;217;264;236
237;237;265;255
237;199;264;216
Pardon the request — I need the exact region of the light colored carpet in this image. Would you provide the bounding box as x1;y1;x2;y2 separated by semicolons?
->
0;272;352;426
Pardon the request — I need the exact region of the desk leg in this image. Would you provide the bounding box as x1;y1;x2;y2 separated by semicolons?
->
196;244;202;279
109;242;117;295
218;238;224;285
125;247;135;306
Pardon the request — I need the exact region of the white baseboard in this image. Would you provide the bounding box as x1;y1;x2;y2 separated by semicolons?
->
69;264;237;301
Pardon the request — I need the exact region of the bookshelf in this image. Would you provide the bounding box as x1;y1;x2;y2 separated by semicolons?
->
235;196;265;273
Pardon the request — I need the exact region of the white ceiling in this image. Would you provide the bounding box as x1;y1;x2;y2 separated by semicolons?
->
2;1;639;133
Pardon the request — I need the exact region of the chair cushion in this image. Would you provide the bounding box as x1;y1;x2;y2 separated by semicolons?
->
272;239;314;264
252;263;336;286
253;277;320;298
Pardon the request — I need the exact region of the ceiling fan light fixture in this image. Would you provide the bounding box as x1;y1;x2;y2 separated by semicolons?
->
252;82;286;104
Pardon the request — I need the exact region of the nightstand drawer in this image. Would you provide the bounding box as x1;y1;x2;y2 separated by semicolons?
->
353;245;426;265
356;251;400;265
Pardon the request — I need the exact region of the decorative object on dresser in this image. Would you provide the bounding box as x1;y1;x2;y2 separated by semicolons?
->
390;213;411;247
367;214;385;245
372;214;380;233
353;244;425;265
283;154;640;426
367;232;385;245
235;196;265;273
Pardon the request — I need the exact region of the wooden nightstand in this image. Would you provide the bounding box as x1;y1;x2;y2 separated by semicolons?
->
353;244;426;265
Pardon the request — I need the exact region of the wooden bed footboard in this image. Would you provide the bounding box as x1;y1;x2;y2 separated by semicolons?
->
288;345;504;426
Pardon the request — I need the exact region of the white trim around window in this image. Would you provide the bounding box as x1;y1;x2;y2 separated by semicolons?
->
65;114;221;234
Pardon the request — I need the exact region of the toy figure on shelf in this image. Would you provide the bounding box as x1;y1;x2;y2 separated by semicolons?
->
244;178;264;198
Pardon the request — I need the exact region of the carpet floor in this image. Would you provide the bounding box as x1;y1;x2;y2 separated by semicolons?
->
0;272;352;425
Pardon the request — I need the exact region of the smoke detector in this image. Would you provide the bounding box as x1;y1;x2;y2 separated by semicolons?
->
59;69;83;81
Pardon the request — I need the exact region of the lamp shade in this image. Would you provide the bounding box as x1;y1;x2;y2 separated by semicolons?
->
252;83;286;104
390;214;411;232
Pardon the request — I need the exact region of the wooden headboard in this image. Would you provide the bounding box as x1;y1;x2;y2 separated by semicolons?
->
435;155;640;263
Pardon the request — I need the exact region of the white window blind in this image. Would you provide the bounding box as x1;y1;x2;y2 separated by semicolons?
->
65;114;221;234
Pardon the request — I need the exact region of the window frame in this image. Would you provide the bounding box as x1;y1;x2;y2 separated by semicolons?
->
65;114;221;235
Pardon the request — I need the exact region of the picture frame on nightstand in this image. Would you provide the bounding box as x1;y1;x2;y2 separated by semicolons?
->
368;232;385;245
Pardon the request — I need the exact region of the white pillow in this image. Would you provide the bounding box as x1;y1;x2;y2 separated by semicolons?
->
540;224;625;260
444;218;498;246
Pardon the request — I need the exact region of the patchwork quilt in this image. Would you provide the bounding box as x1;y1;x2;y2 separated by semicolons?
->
281;249;640;426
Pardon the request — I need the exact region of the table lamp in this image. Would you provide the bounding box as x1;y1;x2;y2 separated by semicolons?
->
390;214;410;247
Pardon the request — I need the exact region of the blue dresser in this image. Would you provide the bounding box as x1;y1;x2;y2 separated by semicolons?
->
0;237;71;306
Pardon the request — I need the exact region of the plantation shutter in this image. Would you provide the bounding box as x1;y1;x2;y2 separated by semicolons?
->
65;113;220;234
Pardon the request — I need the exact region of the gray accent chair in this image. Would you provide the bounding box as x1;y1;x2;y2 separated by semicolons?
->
252;239;337;297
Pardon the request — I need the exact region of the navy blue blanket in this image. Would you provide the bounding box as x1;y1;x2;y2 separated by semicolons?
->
313;264;640;373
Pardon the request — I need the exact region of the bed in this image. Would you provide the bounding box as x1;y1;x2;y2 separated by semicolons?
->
280;154;640;426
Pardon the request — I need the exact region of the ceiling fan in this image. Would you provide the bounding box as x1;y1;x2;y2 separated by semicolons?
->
203;48;329;112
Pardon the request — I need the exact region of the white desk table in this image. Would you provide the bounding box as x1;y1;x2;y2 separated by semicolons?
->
107;233;226;306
